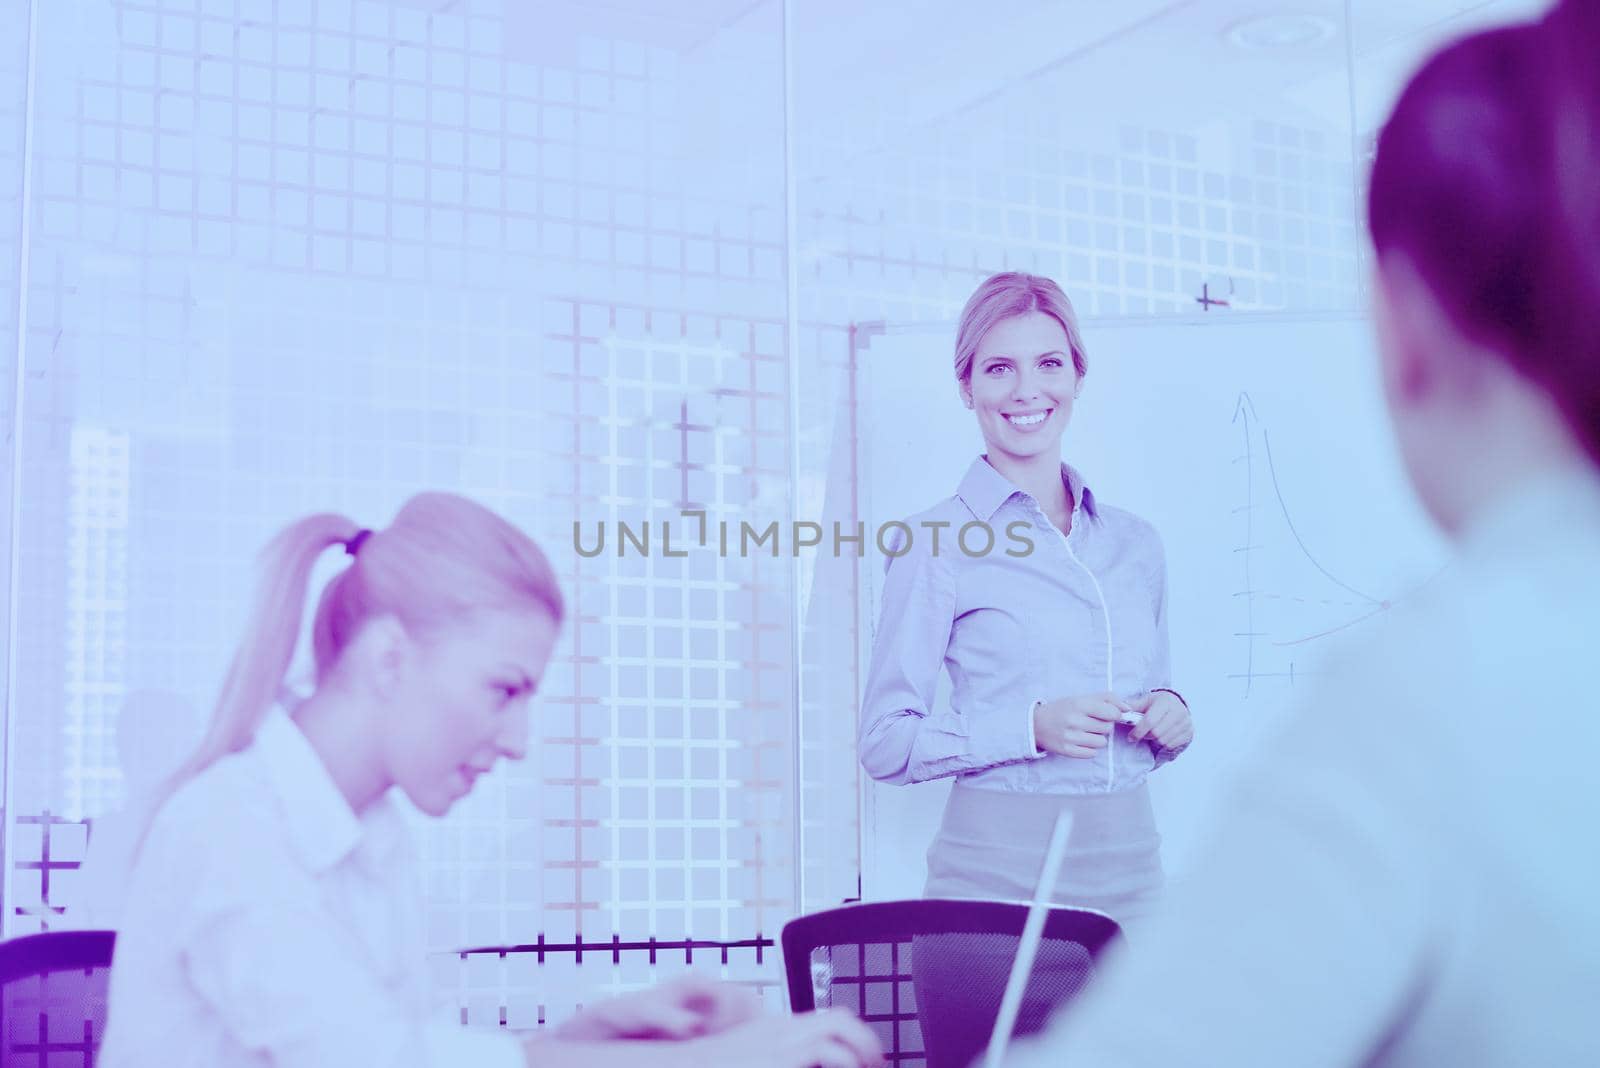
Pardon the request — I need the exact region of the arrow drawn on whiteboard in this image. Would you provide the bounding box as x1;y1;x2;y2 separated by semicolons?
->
1232;393;1257;695
1230;392;1259;426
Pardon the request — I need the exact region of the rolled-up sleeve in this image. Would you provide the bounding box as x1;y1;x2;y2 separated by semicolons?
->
859;525;1045;784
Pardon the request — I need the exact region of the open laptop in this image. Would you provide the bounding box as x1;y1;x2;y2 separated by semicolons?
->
979;808;1074;1068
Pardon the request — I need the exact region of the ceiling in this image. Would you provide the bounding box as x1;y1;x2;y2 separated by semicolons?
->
787;0;1552;152
365;0;1553;176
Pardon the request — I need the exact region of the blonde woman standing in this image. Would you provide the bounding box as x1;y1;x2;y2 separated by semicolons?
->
860;272;1193;923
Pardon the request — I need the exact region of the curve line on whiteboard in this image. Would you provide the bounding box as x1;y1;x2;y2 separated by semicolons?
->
1261;425;1382;606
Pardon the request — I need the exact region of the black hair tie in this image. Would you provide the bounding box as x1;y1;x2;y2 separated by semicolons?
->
345;528;373;557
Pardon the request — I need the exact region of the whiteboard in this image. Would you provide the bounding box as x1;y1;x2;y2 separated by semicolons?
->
853;314;1448;899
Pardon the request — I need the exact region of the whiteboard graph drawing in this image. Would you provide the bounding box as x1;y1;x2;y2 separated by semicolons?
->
1230;391;1442;696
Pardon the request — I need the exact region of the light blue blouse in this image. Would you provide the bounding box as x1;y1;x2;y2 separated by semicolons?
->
859;455;1187;794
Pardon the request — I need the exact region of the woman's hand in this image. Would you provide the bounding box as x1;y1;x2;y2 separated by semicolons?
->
554;976;760;1041
530;1003;883;1068
671;1008;884;1068
1032;693;1130;757
1128;690;1193;751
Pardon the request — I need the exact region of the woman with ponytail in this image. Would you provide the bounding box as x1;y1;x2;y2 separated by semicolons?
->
1004;2;1600;1064
101;494;880;1068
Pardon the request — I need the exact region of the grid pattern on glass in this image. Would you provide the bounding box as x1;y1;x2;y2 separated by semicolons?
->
794;320;867;912
6;814;87;933
1;0;24;359
64;427;130;821
793;0;1360;327
1;0;30;889
7;0;797;1022
459;292;797;1024
796;115;1359;327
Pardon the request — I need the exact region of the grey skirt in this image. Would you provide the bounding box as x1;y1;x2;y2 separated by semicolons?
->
923;780;1164;927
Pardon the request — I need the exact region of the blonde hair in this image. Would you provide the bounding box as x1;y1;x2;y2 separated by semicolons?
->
146;492;563;841
954;272;1088;383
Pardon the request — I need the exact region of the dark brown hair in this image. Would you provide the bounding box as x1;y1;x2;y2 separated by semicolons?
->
1367;0;1600;461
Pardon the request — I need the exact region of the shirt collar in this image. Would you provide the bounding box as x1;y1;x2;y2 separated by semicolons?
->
252;709;403;874
955;454;1099;523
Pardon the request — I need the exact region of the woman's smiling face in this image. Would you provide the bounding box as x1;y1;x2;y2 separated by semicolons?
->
963;310;1080;462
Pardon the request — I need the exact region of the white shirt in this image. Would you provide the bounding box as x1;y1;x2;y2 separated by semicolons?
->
100;711;523;1068
859;457;1186;793
71;801;149;929
1006;464;1600;1066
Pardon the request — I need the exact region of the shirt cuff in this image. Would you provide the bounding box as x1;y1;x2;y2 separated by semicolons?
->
1151;687;1187;709
1151;738;1190;767
423;1019;523;1068
1147;689;1190;768
1024;699;1048;759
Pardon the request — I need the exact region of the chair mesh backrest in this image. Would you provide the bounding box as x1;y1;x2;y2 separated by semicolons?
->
0;933;115;1068
786;901;1116;1068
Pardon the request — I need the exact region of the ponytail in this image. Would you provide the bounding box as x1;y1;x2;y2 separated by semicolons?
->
137;513;360;852
132;491;564;858
186;514;362;777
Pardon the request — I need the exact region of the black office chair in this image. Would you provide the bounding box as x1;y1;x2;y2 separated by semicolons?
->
0;930;116;1067
781;899;1119;1067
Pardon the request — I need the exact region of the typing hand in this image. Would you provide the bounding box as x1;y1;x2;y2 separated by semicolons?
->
669;1008;884;1068
554;976;759;1041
